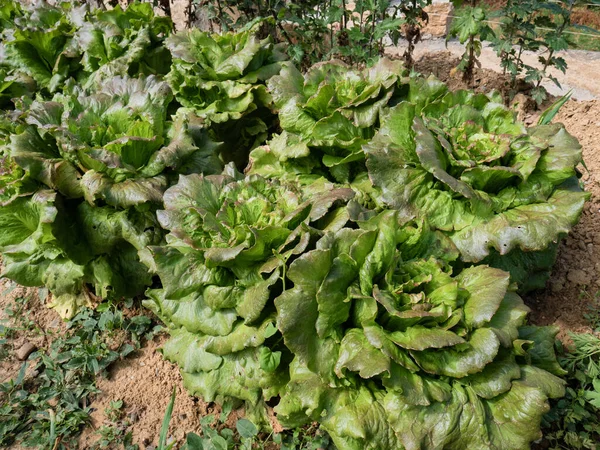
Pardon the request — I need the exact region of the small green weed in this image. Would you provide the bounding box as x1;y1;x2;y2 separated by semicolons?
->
91;400;138;450
582;293;600;333
3;294;39;333
542;324;600;449
0;299;157;449
183;417;332;450
149;357;334;450
181;407;332;450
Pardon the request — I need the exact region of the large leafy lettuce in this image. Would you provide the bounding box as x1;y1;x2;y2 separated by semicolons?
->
166;19;285;123
0;1;172;94
9;75;222;209
0;4;588;444
142;169;355;426
73;3;173;88
363;78;589;291
0;97;163;318
0;189;160;318
0;74;223;317
274;209;566;449
166;20;287;167
262;58;408;183
0;0;80;93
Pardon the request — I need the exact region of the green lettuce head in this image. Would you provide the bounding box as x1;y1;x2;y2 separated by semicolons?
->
142;169;354;426
0;0;80;93
275;210;565;449
364;78;589;291
0;189;160;318
166;20;286;168
166;19;285;123
73;2;173;88
0;74;222;317
0;101;161;318
0;1;173;94
9;75;222;209
263;58;408;182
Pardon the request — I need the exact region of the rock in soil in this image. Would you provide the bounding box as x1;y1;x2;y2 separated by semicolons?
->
15;341;37;360
567;269;590;286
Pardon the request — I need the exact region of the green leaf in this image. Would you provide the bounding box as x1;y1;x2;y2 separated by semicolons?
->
538;91;572;125
236;419;258;439
335;329;390;379
457;266;510;328
387;326;465;351
259;347;282;374
186;433;205;450
518;326;566;376
412;328;501;378
158;387;176;450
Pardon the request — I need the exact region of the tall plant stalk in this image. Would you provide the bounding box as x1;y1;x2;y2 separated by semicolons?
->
536;0;574;88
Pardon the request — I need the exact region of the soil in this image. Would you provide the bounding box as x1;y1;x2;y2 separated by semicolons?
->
1;50;599;448
0;278;208;449
413;51;527;102
77;335;206;449
526;100;600;339
0;280;64;385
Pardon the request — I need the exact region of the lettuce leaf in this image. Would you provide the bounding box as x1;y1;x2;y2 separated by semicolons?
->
142;170;356;412
260;58;408;183
0;189;159;317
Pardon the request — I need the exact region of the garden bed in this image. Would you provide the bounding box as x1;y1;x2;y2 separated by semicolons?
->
1;50;598;449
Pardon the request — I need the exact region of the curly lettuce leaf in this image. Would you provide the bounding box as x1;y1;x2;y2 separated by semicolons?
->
263;58;408;182
142;171;355;408
274;210;565;449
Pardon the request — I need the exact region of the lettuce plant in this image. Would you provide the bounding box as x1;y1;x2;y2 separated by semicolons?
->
166;19;285;122
0;0;80;93
9;75;222;209
364;78;588;291
141;169;355;426
166;20;286;166
274;210;566;449
0;188;159;318
73;3;173;88
0;93;158;320
1;75;223;317
0;1;173;95
265;58;408;182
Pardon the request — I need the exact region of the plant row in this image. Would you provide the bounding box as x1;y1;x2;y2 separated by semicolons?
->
0;2;589;449
191;0;591;103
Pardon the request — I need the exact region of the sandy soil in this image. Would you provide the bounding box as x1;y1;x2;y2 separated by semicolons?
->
77;336;206;449
527;100;600;337
0;280;64;385
414;51;521;102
